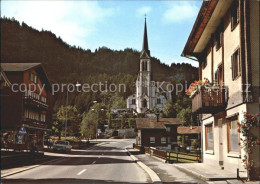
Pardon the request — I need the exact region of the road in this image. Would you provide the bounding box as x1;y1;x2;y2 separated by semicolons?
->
2;139;151;184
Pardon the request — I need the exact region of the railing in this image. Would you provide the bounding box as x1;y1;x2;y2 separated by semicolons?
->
166;150;201;163
22;118;46;129
24;96;48;110
133;144;200;163
153;149;167;159
191;86;227;113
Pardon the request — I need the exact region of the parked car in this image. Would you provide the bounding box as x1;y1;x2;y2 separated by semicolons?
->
53;141;72;153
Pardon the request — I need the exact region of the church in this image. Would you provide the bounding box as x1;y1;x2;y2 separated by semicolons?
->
127;18;172;113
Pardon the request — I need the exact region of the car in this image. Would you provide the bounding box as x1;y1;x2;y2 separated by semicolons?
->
53;141;72;153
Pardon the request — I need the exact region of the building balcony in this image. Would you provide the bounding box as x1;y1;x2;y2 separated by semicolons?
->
22;117;46;129
23;96;48;110
190;86;227;114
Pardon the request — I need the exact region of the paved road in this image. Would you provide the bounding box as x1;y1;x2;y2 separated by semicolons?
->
2;139;151;184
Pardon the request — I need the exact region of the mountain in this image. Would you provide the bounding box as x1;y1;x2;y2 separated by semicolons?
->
1;17;198;112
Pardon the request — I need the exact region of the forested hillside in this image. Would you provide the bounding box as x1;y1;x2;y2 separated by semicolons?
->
1;17;198;114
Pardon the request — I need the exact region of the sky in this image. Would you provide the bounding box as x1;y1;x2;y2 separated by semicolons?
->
1;0;203;67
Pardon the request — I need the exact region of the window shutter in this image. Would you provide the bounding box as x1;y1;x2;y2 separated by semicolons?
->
231;13;234;30
231;55;235;80
220;32;223;46
238;49;241;74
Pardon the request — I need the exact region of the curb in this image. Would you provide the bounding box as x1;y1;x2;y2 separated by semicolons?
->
173;164;210;181
125;149;162;184
173;164;244;182
1;157;65;178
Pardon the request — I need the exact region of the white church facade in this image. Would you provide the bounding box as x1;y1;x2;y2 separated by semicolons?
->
127;19;172;113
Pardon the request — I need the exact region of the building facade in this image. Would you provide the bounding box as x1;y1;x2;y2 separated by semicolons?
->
1;63;52;152
182;0;259;180
127;19;172;113
135;118;181;149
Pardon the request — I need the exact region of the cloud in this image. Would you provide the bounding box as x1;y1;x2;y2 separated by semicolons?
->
1;1;115;48
163;2;199;23
136;6;152;17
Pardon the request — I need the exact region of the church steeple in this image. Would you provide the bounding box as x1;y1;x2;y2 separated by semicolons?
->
141;17;150;57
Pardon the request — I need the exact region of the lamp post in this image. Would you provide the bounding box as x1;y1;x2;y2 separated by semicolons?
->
65;82;81;140
92;108;104;141
87;100;97;112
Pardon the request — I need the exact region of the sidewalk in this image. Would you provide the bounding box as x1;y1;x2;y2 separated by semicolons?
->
174;163;247;181
135;153;208;184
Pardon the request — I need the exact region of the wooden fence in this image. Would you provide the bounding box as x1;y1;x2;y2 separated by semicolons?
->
166;151;201;163
133;144;200;163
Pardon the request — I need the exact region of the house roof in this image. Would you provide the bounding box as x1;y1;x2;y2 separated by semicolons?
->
0;66;11;87
1;63;41;72
182;0;233;58
177;126;201;135
136;118;181;130
1;63;52;90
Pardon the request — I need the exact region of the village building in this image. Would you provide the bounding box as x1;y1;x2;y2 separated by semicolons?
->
182;0;259;180
135;118;181;149
1;63;53;152
177;126;201;150
127;18;172;113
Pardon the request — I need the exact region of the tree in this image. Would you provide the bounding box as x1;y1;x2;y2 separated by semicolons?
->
163;100;176;118
110;95;126;109
177;107;193;126
80;111;98;138
56;105;81;138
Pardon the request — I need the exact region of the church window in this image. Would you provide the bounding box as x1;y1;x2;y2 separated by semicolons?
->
132;99;136;105
157;98;161;104
142;99;147;107
142;61;147;71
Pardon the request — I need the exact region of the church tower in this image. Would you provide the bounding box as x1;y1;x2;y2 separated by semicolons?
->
136;18;152;113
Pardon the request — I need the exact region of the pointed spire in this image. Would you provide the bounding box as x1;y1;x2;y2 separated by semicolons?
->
141;17;150;57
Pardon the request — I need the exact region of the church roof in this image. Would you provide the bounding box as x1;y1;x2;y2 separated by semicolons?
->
136;118;182;130
140;18;150;58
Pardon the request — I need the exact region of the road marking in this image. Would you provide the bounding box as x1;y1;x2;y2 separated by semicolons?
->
77;169;87;175
92;161;96;164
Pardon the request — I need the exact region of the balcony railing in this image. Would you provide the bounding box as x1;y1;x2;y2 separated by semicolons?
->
191;86;227;114
23;117;46;129
24;96;48;110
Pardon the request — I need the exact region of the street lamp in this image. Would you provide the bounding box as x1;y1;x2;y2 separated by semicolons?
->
92;108;104;141
87;100;97;112
65;82;81;140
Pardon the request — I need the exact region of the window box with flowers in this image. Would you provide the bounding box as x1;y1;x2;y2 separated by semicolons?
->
186;80;227;113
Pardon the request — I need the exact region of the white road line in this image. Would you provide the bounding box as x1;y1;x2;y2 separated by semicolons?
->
77;169;87;175
92;161;96;164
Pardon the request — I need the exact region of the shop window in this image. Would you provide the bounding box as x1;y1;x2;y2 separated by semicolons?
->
227;119;240;153
205;123;214;151
150;137;155;143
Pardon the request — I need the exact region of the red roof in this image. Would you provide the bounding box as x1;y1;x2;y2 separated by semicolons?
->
136;118;181;130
